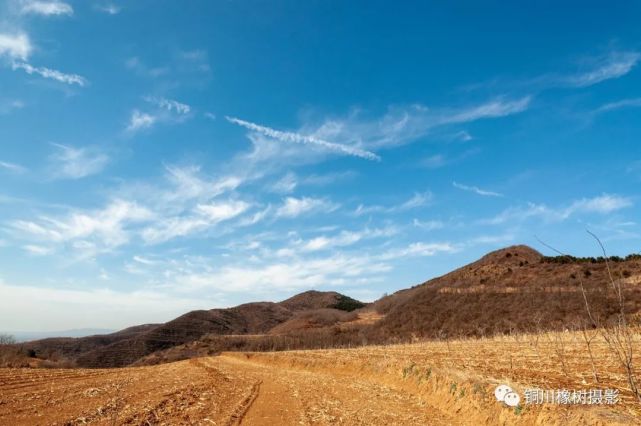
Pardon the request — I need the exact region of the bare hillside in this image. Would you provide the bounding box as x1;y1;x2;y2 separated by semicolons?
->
372;245;641;339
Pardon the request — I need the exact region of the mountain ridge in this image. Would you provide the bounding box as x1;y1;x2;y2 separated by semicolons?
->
11;244;641;368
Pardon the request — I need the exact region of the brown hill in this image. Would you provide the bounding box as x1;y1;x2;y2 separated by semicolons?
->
23;291;364;368
269;308;358;335
279;290;365;312
371;245;641;339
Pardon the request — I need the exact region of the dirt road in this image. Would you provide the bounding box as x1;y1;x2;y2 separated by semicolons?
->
0;355;450;425
217;355;449;425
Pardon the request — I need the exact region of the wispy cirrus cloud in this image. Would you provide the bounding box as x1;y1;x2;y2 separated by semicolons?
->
161;165;243;204
0;99;25;114
126;97;191;132
307;97;531;150
270;172;298;194
22;244;53;255
296;227;397;253
125;56;169;78
379;241;458;260
453;181;503;197
96;3;120;15
0;160;27;174
0;33;32;61
49;143;109;179
485;194;632;225
19;1;73;16
141;199;251;244
275;196;339;218
226;116;381;161
354;191;432;216
464;50;640;96
565;51;640;88
126;110;156;132
144;96;191;115
11;200;153;254
267;171;357;194
412;218;444;231
594;97;641;114
12;62;88;86
161;253;391;293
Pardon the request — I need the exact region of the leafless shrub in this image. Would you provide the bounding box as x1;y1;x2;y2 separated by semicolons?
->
579;320;600;384
544;232;641;403
545;332;570;378
584;232;640;403
0;333;16;345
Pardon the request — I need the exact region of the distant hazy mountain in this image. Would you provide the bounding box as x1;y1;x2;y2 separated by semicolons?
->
7;328;115;342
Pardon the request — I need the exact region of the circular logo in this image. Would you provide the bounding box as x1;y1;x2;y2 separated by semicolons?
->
494;384;512;402
504;391;521;407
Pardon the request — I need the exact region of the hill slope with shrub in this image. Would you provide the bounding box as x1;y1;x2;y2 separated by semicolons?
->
371;245;641;340
18;291;366;367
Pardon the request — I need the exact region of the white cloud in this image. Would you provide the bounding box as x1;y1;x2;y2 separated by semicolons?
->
453;181;503;197
308;97;531;150
566;51;640;87
443;97;531;124
486;194;632;224
126;98;191;132
276;196;338;218
413;219;444;231
20;1;73;16
196;200;250;223
454;130;473;141
163;165;243;203
298;227;396;252
126;110;156;132
141;217;208;244
0;33;32;61
96;3;120;15
132;255;157;265
12;62;87;86
144;96;191;114
595;97;641;114
226;116;381;161
12;200;153;251
49;143;109;179
302;171;357;186
0;99;24;115
570;194;632;214
22;244;53;255
141;200;250;244
108;164;246;245
354;191;432;216
164;254;390;293
467;233;515;246
379;242;458;260
422;154;447;169
400;192;432;209
125;56;169;77
0;160;27;174
271;172;297;194
238;205;272;227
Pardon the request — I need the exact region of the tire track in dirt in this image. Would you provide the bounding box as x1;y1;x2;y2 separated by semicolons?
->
215;355;452;425
225;380;261;426
0;359;258;426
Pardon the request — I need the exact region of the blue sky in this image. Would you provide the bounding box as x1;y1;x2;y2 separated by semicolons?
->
1;1;641;331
